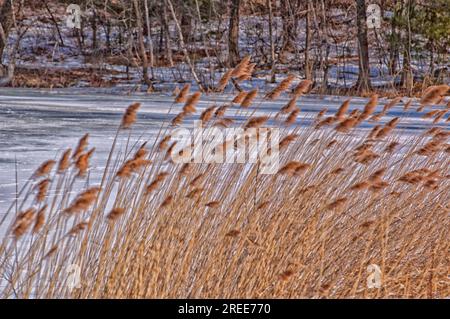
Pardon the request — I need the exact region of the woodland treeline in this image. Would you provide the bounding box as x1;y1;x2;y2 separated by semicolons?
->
0;0;448;95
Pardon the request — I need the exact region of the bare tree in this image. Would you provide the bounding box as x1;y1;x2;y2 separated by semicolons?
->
318;0;330;93
267;0;276;83
133;0;152;89
280;0;299;57
388;4;400;75
355;0;371;93
0;0;13;61
161;0;174;67
43;0;64;47
0;0;27;86
143;0;154;72
401;0;413;95
304;0;312;80
166;0;204;91
228;0;240;66
180;3;193;43
0;36;19;86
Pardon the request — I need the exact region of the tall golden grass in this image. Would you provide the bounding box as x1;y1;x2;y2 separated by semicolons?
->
0;65;448;298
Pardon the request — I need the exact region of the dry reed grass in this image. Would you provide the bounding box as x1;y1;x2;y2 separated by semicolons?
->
0;61;448;299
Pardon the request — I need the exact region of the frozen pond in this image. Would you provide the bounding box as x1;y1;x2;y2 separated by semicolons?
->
0;87;445;214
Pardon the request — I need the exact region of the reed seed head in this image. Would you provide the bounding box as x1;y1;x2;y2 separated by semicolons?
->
174;84;190;103
121;102;141;128
34;160;56;177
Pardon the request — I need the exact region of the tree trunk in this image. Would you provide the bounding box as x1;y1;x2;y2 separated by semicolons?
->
181;14;192;44
280;0;297;56
44;0;65;47
105;19;111;52
267;0;276;83
133;0;152;88
355;0;372;93
144;0;154;71
162;0;173;67
319;0;330;93
0;0;13;62
388;6;399;75
401;0;413;95
91;9;97;50
228;0;240;67
166;0;204;91
304;0;312;80
428;40;434;81
0;24;22;87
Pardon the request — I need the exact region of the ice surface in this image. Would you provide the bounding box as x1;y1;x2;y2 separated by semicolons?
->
0;87;447;215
